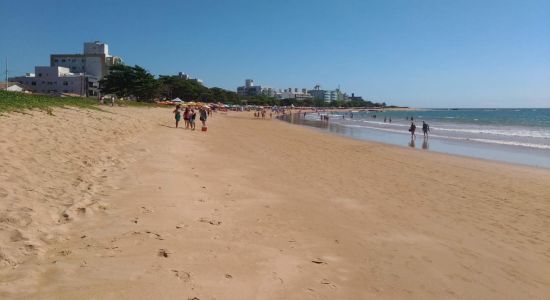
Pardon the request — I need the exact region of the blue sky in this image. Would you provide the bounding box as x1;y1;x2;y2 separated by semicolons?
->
2;0;549;107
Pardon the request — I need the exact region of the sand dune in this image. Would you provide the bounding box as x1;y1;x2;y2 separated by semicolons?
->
0;107;549;299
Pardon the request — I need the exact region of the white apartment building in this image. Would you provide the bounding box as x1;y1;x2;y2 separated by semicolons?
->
49;42;122;96
275;88;312;100
11;66;87;96
237;79;275;97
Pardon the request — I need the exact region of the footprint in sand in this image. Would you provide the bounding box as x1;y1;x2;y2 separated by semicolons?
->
198;218;222;226
172;270;191;282
158;249;170;258
141;206;153;214
145;230;164;240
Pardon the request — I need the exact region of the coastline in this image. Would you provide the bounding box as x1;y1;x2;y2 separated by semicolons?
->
281;111;550;169
1;108;549;299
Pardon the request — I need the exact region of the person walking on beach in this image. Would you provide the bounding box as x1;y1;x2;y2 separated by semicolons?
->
189;109;197;130
422;121;430;138
173;104;182;128
199;107;207;128
389;117;392;123
409;122;416;139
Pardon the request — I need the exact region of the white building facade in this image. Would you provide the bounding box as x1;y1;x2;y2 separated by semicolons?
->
11;66;87;95
237;79;275;97
49;42;122;96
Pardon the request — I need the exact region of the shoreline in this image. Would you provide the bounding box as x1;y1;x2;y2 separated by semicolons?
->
280;111;550;169
1;108;549;299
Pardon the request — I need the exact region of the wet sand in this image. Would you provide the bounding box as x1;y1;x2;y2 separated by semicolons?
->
0;107;549;299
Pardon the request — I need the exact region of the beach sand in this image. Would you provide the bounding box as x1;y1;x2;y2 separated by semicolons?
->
0;107;549;299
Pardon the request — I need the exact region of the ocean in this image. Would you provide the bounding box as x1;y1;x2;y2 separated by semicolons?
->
282;108;550;168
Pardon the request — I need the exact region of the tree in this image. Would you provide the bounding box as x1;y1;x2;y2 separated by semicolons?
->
100;64;159;102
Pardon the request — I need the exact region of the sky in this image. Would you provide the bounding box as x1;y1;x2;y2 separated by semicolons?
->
1;0;549;108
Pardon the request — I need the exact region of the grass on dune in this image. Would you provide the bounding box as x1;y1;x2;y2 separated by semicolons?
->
0;90;161;114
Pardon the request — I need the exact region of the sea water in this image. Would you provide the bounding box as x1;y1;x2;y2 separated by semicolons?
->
282;108;550;168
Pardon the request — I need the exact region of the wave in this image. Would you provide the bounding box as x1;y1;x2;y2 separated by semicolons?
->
331;118;550;139
336;123;550;150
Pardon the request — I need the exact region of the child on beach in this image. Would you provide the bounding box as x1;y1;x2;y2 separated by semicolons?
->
173;104;182;128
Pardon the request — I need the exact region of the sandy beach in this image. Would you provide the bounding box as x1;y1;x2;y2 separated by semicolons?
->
0;107;549;299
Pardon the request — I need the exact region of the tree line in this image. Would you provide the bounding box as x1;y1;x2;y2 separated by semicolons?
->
99;64;389;107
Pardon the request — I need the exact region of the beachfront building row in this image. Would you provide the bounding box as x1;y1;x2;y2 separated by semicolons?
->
275;88;313;100
11;42;122;97
237;80;354;102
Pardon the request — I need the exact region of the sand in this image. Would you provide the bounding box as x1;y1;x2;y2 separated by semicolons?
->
0;107;549;299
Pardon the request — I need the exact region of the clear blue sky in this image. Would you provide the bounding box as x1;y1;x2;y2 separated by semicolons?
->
2;0;549;107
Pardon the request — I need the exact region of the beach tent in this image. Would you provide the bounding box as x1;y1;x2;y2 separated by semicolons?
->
172;98;183;103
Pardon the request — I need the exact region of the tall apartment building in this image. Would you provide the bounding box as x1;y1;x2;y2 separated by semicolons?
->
50;42;122;96
12;42;121;97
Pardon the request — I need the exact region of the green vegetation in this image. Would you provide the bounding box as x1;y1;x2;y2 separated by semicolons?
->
100;64;390;107
0;90;160;113
0;90;99;113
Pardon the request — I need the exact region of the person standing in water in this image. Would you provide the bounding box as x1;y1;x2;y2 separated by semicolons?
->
422;121;430;138
409;122;416;139
173;104;182;128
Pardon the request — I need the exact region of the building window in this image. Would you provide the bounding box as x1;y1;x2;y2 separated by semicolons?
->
31;82;36;86
62;59;66;62
54;59;58;63
38;73;42;77
63;81;68;86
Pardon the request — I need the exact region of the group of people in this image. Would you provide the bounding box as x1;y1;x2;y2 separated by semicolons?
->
253;109;272;118
173;104;209;130
409;120;430;139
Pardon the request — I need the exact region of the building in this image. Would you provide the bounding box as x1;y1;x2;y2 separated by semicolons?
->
237;79;275;97
173;72;203;83
0;82;26;92
348;93;364;101
275;88;312;100
11;42;121;97
11;66;88;96
51;42;121;78
307;86;344;102
49;41;122;96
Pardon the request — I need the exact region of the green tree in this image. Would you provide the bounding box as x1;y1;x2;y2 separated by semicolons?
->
100;64;159;102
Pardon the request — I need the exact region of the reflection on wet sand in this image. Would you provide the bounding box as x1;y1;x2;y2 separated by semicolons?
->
422;137;429;150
